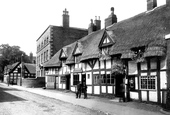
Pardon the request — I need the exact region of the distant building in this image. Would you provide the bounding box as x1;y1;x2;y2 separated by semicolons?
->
4;62;36;85
36;9;88;77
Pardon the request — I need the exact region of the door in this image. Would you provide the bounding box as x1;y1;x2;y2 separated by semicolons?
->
115;74;124;97
66;75;70;90
81;74;86;85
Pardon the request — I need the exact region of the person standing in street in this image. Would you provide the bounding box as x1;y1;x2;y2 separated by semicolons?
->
82;82;87;99
76;81;81;98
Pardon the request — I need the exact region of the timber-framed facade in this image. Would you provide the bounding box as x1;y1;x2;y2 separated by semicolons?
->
44;1;170;105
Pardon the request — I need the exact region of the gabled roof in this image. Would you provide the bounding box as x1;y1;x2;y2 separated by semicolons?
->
44;50;62;68
107;5;170;56
80;29;105;61
65;42;77;65
98;30;115;48
24;63;36;74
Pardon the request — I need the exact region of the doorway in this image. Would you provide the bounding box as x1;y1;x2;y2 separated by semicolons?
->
66;75;70;90
81;74;86;85
115;74;124;97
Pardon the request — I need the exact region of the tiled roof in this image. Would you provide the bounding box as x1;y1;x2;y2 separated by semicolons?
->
24;63;36;74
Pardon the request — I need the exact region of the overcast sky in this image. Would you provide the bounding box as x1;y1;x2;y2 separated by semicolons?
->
0;0;166;56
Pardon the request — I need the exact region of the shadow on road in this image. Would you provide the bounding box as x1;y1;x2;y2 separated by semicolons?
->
0;85;26;103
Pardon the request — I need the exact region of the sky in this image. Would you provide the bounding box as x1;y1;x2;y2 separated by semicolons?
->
0;0;166;56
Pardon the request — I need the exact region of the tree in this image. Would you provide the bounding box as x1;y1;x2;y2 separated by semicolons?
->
0;44;31;81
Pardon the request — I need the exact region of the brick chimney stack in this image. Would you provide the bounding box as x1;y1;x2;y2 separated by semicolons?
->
62;8;69;28
105;7;117;28
88;19;95;34
147;0;157;11
94;16;101;31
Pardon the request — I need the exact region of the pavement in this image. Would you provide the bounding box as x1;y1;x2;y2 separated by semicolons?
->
1;83;170;115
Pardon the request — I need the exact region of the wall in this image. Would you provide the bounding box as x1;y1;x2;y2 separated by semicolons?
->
21;77;45;88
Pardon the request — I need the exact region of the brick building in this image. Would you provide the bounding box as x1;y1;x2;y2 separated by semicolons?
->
36;9;88;77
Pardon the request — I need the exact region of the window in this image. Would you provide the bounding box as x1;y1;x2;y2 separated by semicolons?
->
101;74;107;84
87;74;90;79
73;74;79;85
106;73;114;84
47;37;49;43
128;76;136;91
75;55;81;63
140;75;156;90
94;74;100;84
44;52;46;62
60;76;66;84
46;50;48;61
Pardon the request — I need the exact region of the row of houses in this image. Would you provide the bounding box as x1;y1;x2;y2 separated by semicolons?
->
42;0;170;105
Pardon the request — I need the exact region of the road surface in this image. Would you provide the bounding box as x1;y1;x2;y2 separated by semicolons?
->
0;84;105;115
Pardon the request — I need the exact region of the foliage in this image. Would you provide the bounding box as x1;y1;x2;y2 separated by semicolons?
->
0;44;31;75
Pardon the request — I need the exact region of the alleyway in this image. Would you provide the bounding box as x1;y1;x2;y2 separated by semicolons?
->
0;83;167;115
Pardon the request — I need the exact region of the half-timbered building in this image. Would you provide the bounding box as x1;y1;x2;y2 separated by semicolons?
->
44;1;170;105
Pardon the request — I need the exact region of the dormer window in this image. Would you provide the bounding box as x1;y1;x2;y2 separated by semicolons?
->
99;30;115;48
103;37;111;44
73;42;82;56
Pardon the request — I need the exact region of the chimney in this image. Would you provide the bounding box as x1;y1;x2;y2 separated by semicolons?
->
167;0;170;6
88;19;95;34
29;52;33;63
94;16;101;31
147;0;157;11
105;7;117;28
62;8;69;28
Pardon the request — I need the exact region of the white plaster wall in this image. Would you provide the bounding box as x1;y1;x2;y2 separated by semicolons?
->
59;68;62;74
102;86;106;93
79;63;82;69
135;77;138;90
141;91;147;101
75;64;78;69
63;67;66;74
149;91;157;102
160;71;167;89
86;63;92;71
130;92;139;100
100;60;104;69
86;72;92;85
59;84;62;89
93;72;99;74
106;60;111;69
87;86;92;94
93;60;99;69
82;63;85;71
71;73;73;86
108;86;113;94
79;73;82;81
114;86;115;94
71;65;74;72
94;86;100;94
63;84;66;89
128;61;138;75
160;57;167;70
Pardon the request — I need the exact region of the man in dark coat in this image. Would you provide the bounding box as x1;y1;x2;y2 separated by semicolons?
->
76;81;81;98
82;82;87;99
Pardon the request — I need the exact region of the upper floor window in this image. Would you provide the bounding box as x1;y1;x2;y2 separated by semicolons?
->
47;37;49;43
